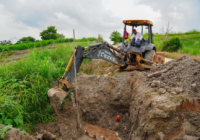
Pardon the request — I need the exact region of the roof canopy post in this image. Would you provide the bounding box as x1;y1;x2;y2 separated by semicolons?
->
148;25;150;44
122;24;126;45
150;25;153;43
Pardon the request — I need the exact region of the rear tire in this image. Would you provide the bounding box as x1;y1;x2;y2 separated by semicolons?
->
144;50;156;66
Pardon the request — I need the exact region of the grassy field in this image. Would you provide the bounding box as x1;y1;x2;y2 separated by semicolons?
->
0;41;92;134
0;37;97;52
143;30;200;56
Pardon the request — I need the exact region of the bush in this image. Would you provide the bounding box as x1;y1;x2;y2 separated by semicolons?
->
162;37;182;52
16;36;36;44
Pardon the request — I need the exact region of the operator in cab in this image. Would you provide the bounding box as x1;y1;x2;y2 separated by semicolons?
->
131;29;143;47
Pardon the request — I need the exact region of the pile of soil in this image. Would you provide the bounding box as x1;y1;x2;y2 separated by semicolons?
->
147;56;200;97
32;56;200;140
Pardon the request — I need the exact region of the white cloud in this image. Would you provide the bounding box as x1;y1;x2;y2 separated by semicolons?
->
0;0;199;44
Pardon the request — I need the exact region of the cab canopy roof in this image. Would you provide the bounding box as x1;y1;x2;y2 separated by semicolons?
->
123;20;153;26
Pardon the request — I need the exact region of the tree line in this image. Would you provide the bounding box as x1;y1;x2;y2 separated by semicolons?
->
0;26;66;46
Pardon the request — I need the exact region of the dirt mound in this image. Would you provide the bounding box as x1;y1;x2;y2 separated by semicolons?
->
34;56;200;140
147;56;200;97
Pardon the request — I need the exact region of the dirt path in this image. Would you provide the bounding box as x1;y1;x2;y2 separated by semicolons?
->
165;57;173;63
0;43;68;63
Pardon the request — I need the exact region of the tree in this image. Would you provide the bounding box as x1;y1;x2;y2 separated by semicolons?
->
0;40;12;46
16;36;36;44
40;26;57;40
57;33;65;39
110;31;122;45
160;22;174;40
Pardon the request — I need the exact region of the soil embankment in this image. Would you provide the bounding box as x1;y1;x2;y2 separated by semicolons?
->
5;56;200;140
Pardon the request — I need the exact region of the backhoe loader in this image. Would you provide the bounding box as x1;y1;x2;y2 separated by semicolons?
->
47;20;165;114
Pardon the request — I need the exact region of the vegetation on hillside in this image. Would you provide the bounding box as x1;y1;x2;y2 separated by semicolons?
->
0;37;97;52
143;29;200;55
0;41;92;135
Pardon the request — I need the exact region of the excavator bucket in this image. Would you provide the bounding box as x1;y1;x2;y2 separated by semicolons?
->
47;87;68;115
47;46;84;114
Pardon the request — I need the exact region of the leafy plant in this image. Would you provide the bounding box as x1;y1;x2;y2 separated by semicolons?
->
162;37;182;52
0;95;23;127
0;125;12;139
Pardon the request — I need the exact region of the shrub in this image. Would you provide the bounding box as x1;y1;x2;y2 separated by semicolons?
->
16;36;36;44
162;37;182;52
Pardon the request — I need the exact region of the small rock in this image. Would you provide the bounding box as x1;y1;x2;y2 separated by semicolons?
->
124;126;127;130
165;92;170;96
151;80;161;87
109;120;112;126
191;83;196;88
175;87;183;94
158;88;166;94
5;128;35;140
125;113;129;117
171;91;177;95
41;130;56;140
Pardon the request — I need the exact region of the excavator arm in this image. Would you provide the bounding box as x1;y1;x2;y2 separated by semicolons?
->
62;42;126;90
47;42;126;114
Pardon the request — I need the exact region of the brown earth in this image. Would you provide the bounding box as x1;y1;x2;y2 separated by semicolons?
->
6;56;200;140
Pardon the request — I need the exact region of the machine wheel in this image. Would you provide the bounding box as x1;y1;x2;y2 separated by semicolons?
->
144;50;156;66
119;65;128;70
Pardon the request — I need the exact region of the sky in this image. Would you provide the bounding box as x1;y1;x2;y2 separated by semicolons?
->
0;0;200;44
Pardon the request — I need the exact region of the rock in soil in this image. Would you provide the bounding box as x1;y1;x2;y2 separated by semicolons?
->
4;128;34;140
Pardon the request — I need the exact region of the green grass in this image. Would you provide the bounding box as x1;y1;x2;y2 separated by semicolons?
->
0;37;97;52
0;41;92;134
143;30;200;55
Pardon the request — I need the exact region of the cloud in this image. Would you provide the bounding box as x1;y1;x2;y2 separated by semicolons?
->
136;0;200;32
0;0;199;44
0;0;122;42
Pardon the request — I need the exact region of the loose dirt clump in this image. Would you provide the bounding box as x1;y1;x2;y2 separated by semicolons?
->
4;128;35;140
147;56;200;97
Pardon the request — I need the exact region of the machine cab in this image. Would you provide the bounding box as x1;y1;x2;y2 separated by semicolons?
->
122;20;154;52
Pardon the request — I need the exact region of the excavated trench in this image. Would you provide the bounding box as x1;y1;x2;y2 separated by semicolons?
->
5;56;200;140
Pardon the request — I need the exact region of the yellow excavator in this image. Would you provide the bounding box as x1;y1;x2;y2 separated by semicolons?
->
47;20;165;114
